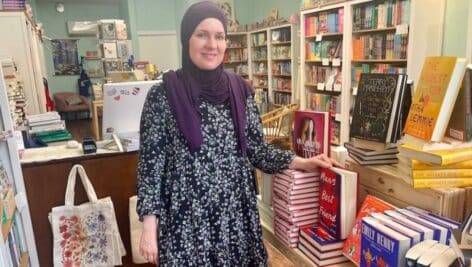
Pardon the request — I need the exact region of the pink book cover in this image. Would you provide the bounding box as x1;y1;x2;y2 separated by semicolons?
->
293;111;331;158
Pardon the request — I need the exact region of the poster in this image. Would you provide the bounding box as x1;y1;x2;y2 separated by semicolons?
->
51;39;80;75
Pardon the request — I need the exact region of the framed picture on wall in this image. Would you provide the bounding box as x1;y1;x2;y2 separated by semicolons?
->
51;39;80;76
214;0;234;26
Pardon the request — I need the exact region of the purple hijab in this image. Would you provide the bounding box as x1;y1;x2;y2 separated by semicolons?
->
163;1;253;156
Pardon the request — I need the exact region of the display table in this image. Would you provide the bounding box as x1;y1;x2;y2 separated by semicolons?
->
346;159;469;222
21;150;154;267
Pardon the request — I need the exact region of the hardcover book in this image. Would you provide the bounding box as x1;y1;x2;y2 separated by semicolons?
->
403;57;467;147
342;195;396;265
344;142;399;157
350;73;407;146
384;210;435;241
360;217;412;267
319;167;358;239
293;111;330;158
300;226;345;252
446;64;472;141
398;143;472;165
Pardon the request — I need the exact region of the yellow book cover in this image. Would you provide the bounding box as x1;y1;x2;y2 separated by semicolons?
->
403;57;467;142
412;158;472;169
412;169;472;179
413;178;472;188
399;143;472;165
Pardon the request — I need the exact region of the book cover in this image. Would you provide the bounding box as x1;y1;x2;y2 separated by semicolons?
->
411;158;472;170
348;152;399;166
405;206;461;229
319;167;358;240
360;217;412;267
384;210;435;241
342;195;396;265
413;178;472;189
300;226;345;252
350;73;406;144
403;57;467;144
446;64;472;141
395;209;450;244
371;212;421;245
344;141;399;157
292;110;331;158
298;243;348;266
411;168;472;179
399;143;472;165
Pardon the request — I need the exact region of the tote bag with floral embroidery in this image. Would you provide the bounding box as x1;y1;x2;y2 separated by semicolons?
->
49;164;126;266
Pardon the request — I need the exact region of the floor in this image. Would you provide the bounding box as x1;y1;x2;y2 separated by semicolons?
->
65;118;295;266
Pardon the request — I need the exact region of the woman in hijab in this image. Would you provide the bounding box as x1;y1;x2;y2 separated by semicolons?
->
137;1;341;266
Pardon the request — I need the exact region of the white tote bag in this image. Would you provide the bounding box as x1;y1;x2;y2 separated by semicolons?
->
49;164;126;266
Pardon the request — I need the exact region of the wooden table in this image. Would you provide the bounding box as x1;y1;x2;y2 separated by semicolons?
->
92;99;103;140
21;151;154;267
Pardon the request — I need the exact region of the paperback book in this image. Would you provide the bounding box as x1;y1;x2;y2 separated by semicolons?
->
293;110;331;158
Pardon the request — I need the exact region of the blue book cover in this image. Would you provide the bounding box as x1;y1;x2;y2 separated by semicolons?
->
360;217;411;267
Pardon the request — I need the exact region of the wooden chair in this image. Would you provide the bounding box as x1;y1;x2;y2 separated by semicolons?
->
261;103;299;147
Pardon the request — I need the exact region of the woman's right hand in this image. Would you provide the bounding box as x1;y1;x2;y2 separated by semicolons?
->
139;215;159;265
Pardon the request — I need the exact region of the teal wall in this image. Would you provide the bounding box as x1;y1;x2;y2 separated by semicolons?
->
36;1;121;95
442;0;469;57
235;0;300;25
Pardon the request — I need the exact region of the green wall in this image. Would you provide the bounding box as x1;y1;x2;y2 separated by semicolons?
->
442;0;469;57
36;0;121;95
235;0;300;25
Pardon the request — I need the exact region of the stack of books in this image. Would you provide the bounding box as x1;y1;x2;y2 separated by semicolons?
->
298;167;358;266
121;137;139;152
348;72;410;166
26;112;66;134
1;0;26;10
272;169;320;248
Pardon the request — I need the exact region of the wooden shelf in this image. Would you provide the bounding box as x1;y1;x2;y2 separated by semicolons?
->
272;74;292;78
224;60;247;64
252;44;267;48
273;89;292;93
252;73;268;76
352;26;397;34
271;41;291;45
306;87;342;96
252;58;267;62
272;58;291;61
305;32;343;38
351;59;407;63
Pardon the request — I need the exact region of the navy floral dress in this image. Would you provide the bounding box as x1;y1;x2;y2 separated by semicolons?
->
137;81;294;266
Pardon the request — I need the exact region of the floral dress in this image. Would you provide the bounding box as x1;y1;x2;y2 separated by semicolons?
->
137;82;294;266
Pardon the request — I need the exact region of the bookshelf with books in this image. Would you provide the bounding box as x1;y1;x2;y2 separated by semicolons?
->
0;64;38;266
300;2;348;147
250;24;298;114
224;32;250;79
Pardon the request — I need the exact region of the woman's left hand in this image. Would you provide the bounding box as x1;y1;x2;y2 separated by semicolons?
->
288;154;344;172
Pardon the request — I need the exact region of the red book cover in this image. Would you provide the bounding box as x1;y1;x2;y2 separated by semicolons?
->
293;111;331;158
319;167;358;240
342;195;396;266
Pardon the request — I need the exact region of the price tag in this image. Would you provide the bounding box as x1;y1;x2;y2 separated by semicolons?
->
317;83;325;90
316;34;322;42
395;24;409;35
322;58;330;66
332;58;341;66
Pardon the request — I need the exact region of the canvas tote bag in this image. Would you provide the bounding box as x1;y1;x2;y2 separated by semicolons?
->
129;195;147;264
49;164;126;266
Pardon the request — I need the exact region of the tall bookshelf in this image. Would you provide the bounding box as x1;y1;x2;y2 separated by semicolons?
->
0;65;38;266
224;32;250;79
300;2;348;146
300;0;445;148
249;24;298;114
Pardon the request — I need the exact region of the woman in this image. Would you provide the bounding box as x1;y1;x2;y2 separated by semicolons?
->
137;2;341;266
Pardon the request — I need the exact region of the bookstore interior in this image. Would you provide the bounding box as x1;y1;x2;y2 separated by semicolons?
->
0;0;472;266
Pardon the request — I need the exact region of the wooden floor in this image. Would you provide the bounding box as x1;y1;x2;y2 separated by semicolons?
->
65;118;295;266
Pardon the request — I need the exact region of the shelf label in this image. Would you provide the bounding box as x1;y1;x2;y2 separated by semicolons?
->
333;83;342;91
317;83;325;90
332;58;341;66
396;24;409;35
322;58;330;66
316;34;322;42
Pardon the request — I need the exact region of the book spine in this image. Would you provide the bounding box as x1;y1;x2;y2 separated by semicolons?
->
412;159;472;169
413;178;472;188
442;150;472;165
412;168;472;178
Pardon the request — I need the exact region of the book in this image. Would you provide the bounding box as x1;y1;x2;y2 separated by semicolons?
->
319;167;358;239
300;226;345;252
398;143;472;165
430;248;461;267
292;110;331;158
413;178;472;188
411;158;472;170
446;64;472;141
360;217;412;267
370;212;422;244
405;239;439;266
405;206;461;230
396;209;451;244
298;243;348;266
403;57;467;147
350;73;407;147
342;195;396;265
384;210;435;241
348;152;399;166
411;168;472;179
348;150;398;161
461;211;472;249
416;242;450;266
344;141;399;157
298;237;343;259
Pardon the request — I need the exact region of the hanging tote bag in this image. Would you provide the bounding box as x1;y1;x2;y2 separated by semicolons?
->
49;164;126;266
129;195;147;264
